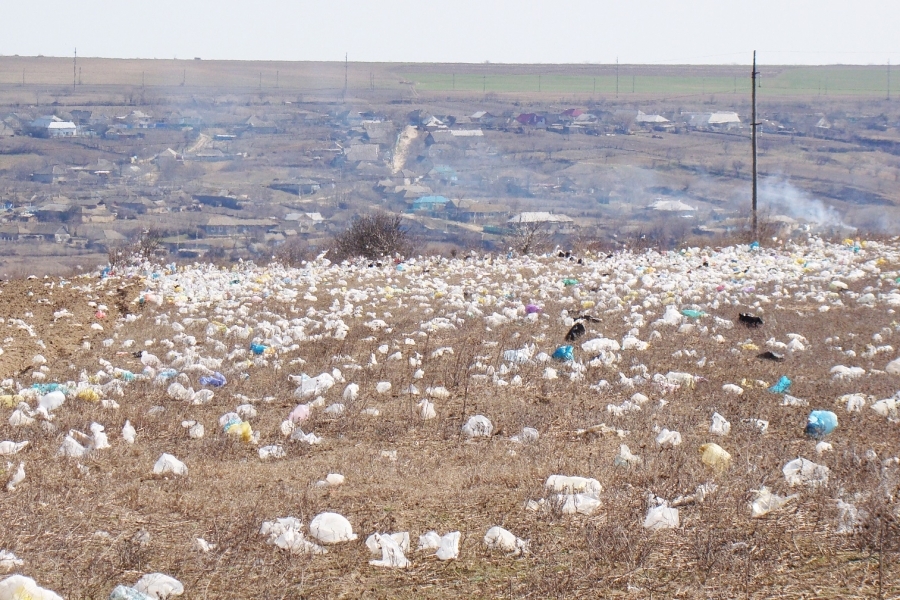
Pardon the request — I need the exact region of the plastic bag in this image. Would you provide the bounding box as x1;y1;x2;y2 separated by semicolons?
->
435;531;461;560
109;586;151;599
805;410;838;438
545;475;602;495
484;526;529;556
462;415;493;438
198;372;227;387
613;444;642;468
368;533;411;568
643;505;679;531
556;493;602;515
552;345;574;362
655;428;682;446
699;443;731;471
0;575;63;600
133;573;184;599
768;376;791;394
710;412;731;436
152;453;187;476
750;487;797;518
783;457;829;487
309;512;357;544
680;309;706;319
225;420;253;443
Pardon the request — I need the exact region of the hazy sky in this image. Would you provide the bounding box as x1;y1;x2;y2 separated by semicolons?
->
2;0;898;65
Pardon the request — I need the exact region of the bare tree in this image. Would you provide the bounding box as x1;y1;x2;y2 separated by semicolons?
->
332;213;413;261
505;221;553;255
273;236;310;267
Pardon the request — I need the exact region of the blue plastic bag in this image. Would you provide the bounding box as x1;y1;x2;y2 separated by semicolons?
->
552;345;574;362
250;343;267;355
768;376;792;394
157;368;178;380
681;309;706;319
199;372;227;387
806;410;838;438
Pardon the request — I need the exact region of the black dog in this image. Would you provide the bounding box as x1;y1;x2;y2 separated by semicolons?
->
565;322;586;342
739;313;763;328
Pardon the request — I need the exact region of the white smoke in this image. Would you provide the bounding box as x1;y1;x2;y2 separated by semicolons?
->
758;178;849;230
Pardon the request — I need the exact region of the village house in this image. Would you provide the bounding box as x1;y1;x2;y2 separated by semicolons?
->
284;212;327;233
447;199;511;224
270;178;321;196
508;211;576;234
29;116;77;137
201;215;274;237
31;166;67;184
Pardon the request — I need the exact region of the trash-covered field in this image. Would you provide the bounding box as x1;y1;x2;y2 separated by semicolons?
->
2;238;900;599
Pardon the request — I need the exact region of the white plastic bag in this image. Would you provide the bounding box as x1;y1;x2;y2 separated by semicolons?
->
0;575;63;600
152;453;187;476
133;573;184;599
309;512;357;544
462;415;493;438
483;526;528;556
643;505;679;531
782;457;829;487
435;531;461;560
709;412;731;436
368;533;411;568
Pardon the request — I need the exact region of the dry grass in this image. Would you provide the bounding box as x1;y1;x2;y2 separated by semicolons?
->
0;246;899;598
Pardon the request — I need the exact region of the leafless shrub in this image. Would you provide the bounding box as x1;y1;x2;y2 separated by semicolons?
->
504;221;553;255
331;212;413;261
272;236;310;267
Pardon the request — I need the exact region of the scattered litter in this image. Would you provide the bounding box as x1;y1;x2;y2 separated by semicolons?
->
152;453;187;476
368;532;411;568
0;575;63;600
643;504;679;531
751;487;797;517
783;457;830;487
709;412;731;436
768;376;792;393
806;410;838;439
462;415;493;438
484;526;529;556
699;443;731;471
133;573;184;599
309;512;357;544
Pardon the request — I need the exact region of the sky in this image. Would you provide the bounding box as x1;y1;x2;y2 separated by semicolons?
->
2;0;898;65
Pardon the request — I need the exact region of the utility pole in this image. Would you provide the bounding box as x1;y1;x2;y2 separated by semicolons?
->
73;48;77;91
616;57;619;97
751;51;759;241
344;53;348;98
452;73;455;90
276;70;279;88
538;75;541;92
593;77;596;95
888;60;892;101
483;75;486;93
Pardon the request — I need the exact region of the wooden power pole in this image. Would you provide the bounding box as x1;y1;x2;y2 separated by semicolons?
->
73;48;77;91
751;50;759;241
